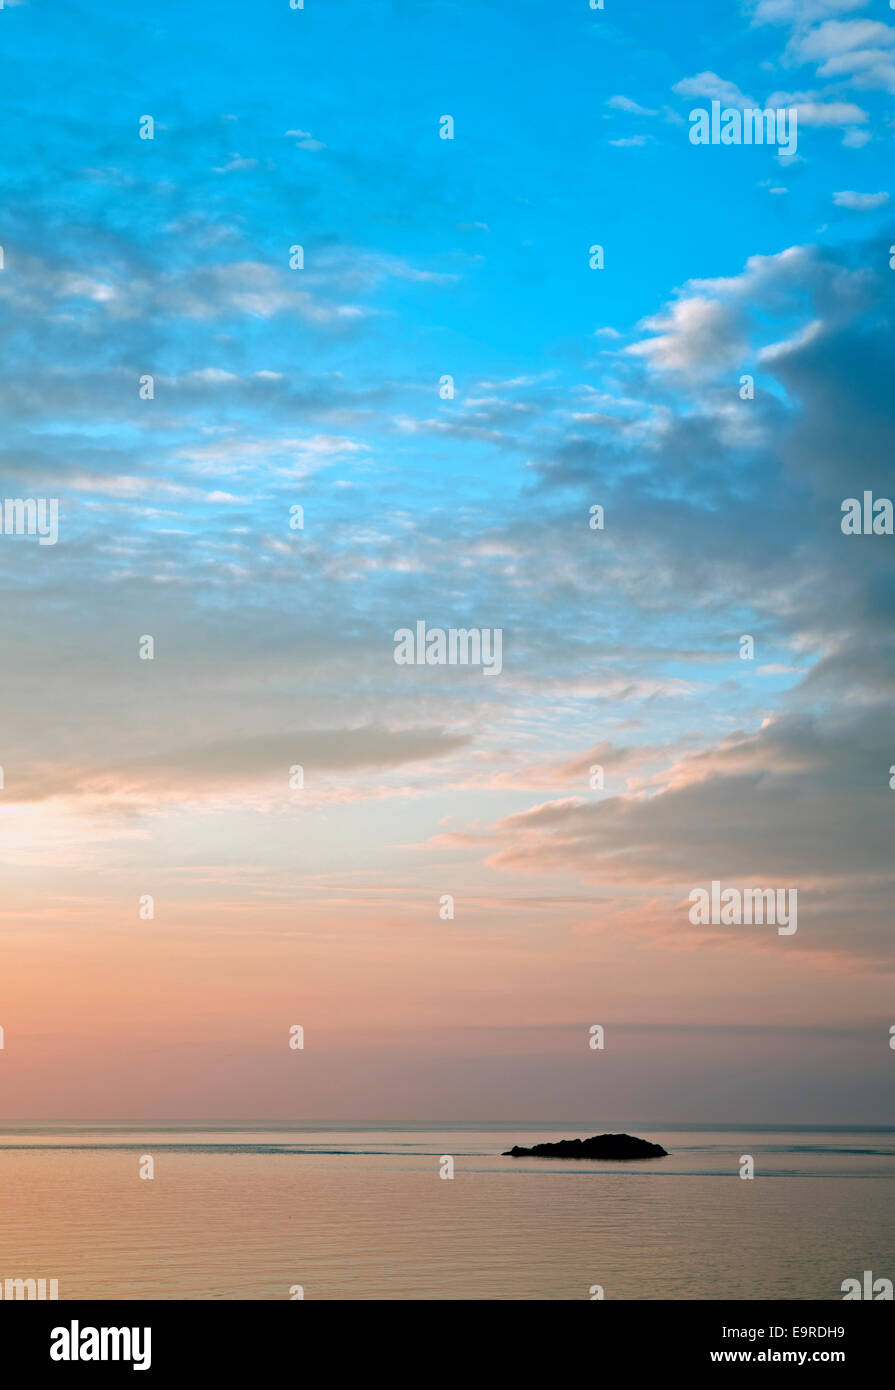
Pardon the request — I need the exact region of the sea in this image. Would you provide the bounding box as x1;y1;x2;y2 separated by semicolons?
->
0;1123;892;1300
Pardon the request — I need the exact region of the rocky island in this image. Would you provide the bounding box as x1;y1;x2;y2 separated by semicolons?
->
503;1132;668;1160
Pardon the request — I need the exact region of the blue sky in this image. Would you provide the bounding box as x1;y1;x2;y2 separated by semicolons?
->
1;0;894;1120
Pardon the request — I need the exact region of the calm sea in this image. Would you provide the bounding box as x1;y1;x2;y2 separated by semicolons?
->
0;1124;892;1300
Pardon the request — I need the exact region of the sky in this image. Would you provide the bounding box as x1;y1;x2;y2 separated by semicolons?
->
0;0;893;1123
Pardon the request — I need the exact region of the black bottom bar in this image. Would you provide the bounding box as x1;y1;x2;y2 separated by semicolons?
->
0;1299;886;1375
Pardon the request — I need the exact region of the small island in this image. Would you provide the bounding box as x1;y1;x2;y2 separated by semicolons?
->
503;1132;668;1160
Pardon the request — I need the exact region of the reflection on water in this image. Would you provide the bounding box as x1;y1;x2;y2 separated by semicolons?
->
0;1127;892;1299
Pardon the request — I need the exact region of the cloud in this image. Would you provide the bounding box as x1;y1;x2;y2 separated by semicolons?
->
0;241;457;348
461;705;895;964
783;17;895;92
672;71;755;107
213;154;259;173
5;726;471;810
731;87;870;126
750;0;868;21
285;128;327;151
606;95;658;115
0;251;373;329
789;18;894;62
832;189;889;209
792;100;868;125
626;295;743;375
623;243;873;381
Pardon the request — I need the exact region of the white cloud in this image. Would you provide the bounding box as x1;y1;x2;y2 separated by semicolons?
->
766;92;869;124
790;18;894;60
626;295;741;375
832;189;889;208
672;71;755;107
797;100;868;124
758;318;824;360
606;95;657;115
185;368;240;384
285;128;327;151
750;0;868;23
784;17;895;91
213;154;258;173
623;244;872;382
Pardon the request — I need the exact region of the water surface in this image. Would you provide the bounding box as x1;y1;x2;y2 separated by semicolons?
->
0;1124;891;1299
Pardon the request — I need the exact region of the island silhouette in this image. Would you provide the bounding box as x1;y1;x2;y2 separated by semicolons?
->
503;1132;668;1159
